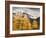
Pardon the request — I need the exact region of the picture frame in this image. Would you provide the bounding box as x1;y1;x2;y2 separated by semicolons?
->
5;1;45;37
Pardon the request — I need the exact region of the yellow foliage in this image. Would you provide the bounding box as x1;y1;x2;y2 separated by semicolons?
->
13;14;32;30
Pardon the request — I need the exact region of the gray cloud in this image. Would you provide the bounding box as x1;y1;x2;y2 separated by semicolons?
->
12;7;40;19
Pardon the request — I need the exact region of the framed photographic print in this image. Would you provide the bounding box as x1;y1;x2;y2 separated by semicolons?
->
5;1;45;37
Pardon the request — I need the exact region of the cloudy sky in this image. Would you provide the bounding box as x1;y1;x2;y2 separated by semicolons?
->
12;7;40;19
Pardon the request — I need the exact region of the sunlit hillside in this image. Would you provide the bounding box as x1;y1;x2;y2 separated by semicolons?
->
13;12;39;30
